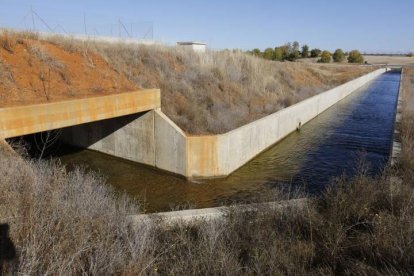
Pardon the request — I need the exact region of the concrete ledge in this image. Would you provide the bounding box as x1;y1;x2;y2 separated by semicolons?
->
391;68;404;165
131;198;308;225
0;89;160;139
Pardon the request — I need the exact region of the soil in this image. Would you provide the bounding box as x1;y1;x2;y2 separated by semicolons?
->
0;35;137;107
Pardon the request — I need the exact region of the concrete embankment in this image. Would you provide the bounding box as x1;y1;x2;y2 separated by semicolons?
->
391;68;403;165
131;198;308;225
61;69;386;178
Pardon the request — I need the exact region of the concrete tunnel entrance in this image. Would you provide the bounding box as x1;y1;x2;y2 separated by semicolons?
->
7;110;153;161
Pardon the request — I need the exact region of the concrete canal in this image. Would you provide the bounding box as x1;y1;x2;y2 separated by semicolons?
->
55;71;400;213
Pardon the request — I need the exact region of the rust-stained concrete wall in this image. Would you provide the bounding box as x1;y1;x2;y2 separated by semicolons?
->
186;68;387;178
0;89;160;139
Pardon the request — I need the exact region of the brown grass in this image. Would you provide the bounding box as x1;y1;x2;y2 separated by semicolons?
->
0;30;374;134
90;43;374;134
2;147;414;274
0;148;155;274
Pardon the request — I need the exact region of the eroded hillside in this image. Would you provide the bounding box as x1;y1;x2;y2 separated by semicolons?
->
0;31;374;134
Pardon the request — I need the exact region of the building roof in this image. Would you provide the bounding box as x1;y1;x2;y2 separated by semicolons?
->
176;41;206;46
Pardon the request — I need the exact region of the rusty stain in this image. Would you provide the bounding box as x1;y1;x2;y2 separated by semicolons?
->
0;89;160;139
187;136;219;177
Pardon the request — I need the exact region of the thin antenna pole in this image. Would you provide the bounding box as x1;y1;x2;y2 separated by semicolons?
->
31;6;36;31
84;13;87;35
32;9;54;32
118;18;131;38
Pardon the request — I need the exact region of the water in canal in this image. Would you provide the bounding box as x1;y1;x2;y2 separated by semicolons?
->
57;71;401;213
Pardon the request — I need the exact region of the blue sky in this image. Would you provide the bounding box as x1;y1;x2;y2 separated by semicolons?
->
1;0;413;53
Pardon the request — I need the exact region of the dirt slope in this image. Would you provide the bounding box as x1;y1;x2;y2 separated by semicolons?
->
0;32;136;107
0;31;374;134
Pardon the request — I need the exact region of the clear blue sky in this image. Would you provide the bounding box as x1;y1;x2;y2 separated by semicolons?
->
1;0;413;53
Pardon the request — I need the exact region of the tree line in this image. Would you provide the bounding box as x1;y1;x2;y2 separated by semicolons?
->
247;42;365;64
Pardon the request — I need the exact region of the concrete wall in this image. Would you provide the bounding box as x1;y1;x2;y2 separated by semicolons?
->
0;89;160;139
61;111;156;166
154;110;187;175
186;68;386;178
59;69;385;179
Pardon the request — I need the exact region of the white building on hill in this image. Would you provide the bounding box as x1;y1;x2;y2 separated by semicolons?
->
176;41;206;53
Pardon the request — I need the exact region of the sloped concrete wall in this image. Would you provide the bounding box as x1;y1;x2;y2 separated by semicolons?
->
186;68;386;178
154;110;187;175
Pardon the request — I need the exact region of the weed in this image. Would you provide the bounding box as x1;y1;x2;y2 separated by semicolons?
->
28;44;65;71
0;30;16;53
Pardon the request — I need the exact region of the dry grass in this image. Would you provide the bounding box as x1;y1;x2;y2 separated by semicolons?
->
88;43;373;134
1;31;374;134
363;55;414;66
0;147;154;274
2;147;414;274
27;44;66;71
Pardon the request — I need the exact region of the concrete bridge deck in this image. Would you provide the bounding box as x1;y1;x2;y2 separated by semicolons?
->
0;89;160;139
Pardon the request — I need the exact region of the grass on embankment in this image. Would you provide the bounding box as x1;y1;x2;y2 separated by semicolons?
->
1;68;414;274
0;30;374;134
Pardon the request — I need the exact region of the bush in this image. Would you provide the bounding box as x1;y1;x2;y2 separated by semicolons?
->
310;48;322;58
251;48;261;57
0;30;16;53
263;48;274;60
333;49;345;62
318;51;331;63
301;45;309;58
408;52;414;57
348;50;364;63
274;47;285;61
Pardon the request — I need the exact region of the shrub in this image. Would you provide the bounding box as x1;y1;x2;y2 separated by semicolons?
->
318;51;331;63
310;48;322;57
274;47;285;61
408;52;414;57
348;50;364;63
0;30;16;53
333;49;345;62
263;48;274;60
251;48;261;57
301;44;309;58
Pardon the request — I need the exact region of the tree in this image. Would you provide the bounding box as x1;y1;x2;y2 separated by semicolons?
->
348;50;364;63
263;48;274;60
310;48;322;58
251;48;261;57
333;49;345;62
274;47;285;61
292;41;300;53
407;52;414;57
301;45;309;58
318;51;331;63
